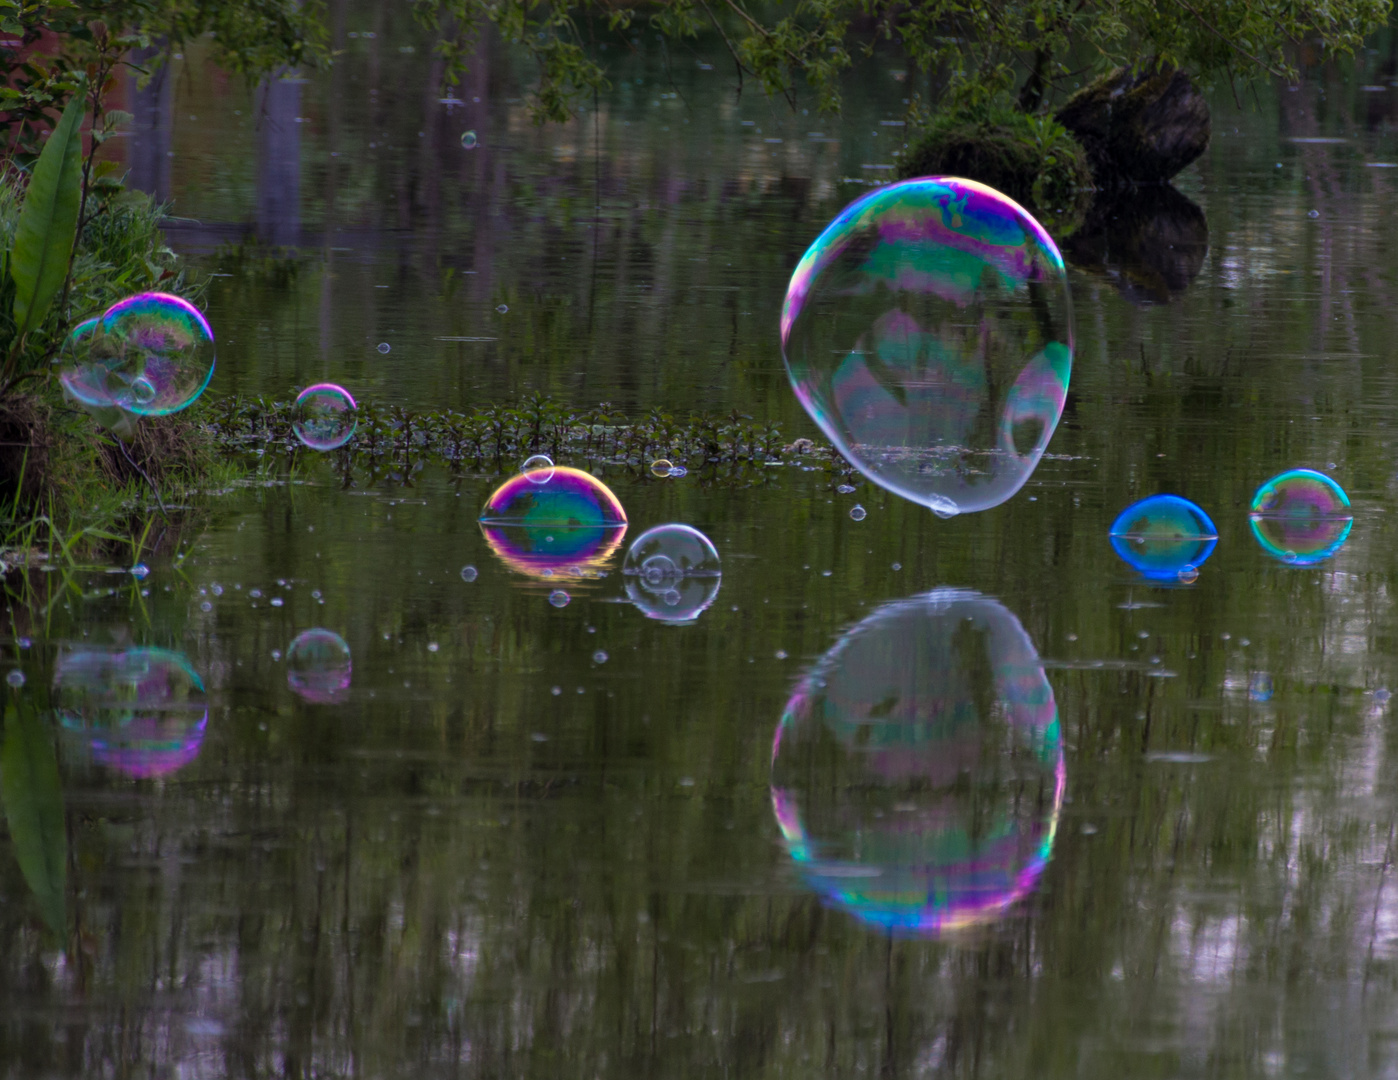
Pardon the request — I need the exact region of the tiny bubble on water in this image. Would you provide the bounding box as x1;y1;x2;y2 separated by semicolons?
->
650;459;673;478
131;563;150;578
1066;632;1078;641
460;566;477;582
836;484;855;494
5;670;23;688
1308;209;1320;218
211;584;223;596
271;597;284;607
311;589;322;600
549;590;570;608
849;504;867;521
593;650;608;663
428;642;439;652
891;562;901;571
461;130;477;149
200;601;212;612
669;465;688;477
250;589;263;599
551;687;562;696
376;342;391;354
17;638;30;649
496;304;509;314
775;649;788;659
271;650;282;661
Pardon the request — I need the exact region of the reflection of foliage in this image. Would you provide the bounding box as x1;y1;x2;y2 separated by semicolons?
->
416;0;1387;122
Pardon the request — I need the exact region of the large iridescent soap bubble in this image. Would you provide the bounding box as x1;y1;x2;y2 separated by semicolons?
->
53;647;208;778
621;524;722;623
479;465;627;581
286;629;353;704
292;384;358;450
59;293;215;416
1109;494;1218;582
781;178;1073;517
770;589;1064;936
1249;469;1352;566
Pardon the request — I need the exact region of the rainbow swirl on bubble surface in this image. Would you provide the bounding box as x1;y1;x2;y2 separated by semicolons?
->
479;466;628;581
293;383;359;451
781;177;1073;517
54;647;208;778
1249;469;1353;565
769;589;1064;937
1109;494;1219;582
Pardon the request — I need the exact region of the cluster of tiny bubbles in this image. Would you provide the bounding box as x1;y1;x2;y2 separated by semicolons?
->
285;629;353;704
460;565;478;582
849;504;867;521
780;177;1073;518
770;589;1063;937
1108;495;1218;583
60;292;216;416
377;342;391;354
621;524;722;623
1249;469;1352;566
522;454;556;483
53;647;208;778
549;590;571;608
291;383;358;451
478;465;627;582
5;669;24;688
461;130;477;149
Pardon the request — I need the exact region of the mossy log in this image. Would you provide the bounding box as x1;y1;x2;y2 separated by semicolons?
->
1055;66;1211;185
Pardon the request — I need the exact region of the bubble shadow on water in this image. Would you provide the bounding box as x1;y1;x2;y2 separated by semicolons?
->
769;588;1064;938
53;647;208;778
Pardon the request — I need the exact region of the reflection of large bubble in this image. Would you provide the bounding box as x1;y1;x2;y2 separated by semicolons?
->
59;293;215;416
1249;469;1352;566
286;629;352;704
479;466;627;582
770;589;1064;937
781;178;1073;517
1109;494;1218;582
53;647;208;778
621;524;722;623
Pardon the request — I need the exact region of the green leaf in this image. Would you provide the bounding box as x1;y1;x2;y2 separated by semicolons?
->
0;703;67;941
10;88;86;339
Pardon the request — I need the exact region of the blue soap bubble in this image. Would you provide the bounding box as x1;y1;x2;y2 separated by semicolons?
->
770;589;1063;937
781;178;1073;518
1109;495;1218;582
1249;469;1352;566
621;524;722;623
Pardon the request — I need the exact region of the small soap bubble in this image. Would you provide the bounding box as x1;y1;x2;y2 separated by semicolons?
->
551;687;562;696
210;584;223;596
549;589;570;608
461;130;478;149
427;642;439;652
271;650;282;661
593;650;609;664
286;629;352;704
6;669;24;688
836;484;856;494
496;304;509;314
650;459;674;478
377;342;391;354
775;649;789;659
1177;564;1199;584
891;562;901;571
1307;209;1320;219
59;292;216;416
668;465;688;478
250;589;263;599
522;454;555;483
292;383;358;451
1249;469;1352;566
849;504;867;521
782;178;1072;518
131;563;150;579
17;637;31;649
311;589;322;600
270;597;284;607
200;601;212;612
460;565;478;582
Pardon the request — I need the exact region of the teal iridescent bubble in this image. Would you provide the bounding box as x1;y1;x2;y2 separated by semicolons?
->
781;177;1073;517
770;589;1063;937
1249;469;1352;566
59;293;215;416
1109;495;1218;582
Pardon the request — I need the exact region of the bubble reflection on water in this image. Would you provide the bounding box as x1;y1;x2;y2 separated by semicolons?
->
770;589;1064;937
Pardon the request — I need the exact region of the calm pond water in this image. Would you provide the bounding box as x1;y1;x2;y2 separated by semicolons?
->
11;8;1398;1077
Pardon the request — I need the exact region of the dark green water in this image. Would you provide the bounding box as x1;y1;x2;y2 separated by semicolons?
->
10;8;1398;1076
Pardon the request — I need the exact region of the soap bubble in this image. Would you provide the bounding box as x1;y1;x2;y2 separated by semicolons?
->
651;459;674;478
669;465;688;478
292;383;358;451
461;130;478;149
131;563;150;579
849;504;867;521
54;647;208;777
1109;495;1218;582
479;466;627;581
5;669;23;688
549;589;570;608
496;304;509;314
621;524;721;623
59;292;215;416
1249;469;1352;566
377;342;391;354
522;454;556;483
460;565;478;582
285;629;352;704
781;178;1073;517
1248;672;1274;702
593;650;609;663
770;589;1063;936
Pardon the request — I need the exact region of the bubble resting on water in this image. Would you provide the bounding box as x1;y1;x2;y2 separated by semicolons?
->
622;524;722;623
460;565;478;582
286;629;353;705
781;178;1072;517
377;342;391;354
849;504;867;521
1108;494;1218;582
523;454;555;483
651;459;674;478
292;383;358;451
479;467;628;581
5;669;24;688
461;130;478;149
549;589;570;608
1249;468;1353;566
